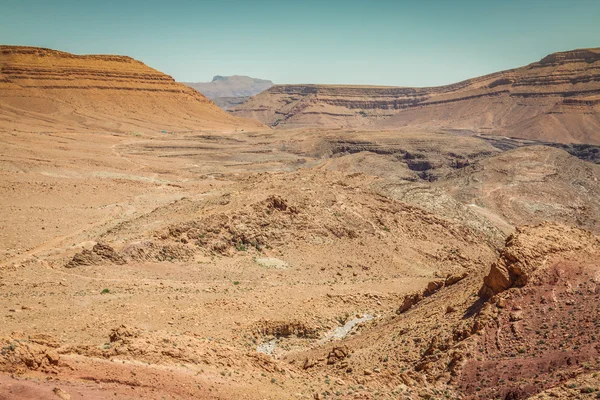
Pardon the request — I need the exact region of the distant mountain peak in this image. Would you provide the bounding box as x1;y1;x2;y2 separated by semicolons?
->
183;75;274;109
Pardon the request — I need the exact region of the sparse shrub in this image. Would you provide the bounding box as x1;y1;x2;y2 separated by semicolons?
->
1;343;16;355
101;288;110;294
336;312;350;325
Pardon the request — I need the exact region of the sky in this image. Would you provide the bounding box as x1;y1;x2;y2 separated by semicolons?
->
1;0;599;87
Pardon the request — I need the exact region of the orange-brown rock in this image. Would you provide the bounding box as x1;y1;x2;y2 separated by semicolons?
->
252;320;318;339
326;346;348;365
444;271;468;286
0;337;60;374
423;279;445;296
480;223;599;297
396;291;423;314
66;242;125;267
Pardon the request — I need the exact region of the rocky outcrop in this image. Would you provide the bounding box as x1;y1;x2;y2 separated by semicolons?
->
66;242;125;268
0;335;61;374
293;222;599;400
252;320;319;339
480;223;599;297
66;240;195;267
231;48;600;144
0;46;263;132
396;272;468;314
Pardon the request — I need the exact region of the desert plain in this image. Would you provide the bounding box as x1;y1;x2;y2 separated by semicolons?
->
0;45;600;400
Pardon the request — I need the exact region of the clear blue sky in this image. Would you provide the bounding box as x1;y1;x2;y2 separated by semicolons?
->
1;0;599;86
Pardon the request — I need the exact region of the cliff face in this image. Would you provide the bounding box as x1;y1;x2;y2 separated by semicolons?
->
231;48;600;144
0;46;263;133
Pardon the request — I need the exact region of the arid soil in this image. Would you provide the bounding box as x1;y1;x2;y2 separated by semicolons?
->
231;48;600;144
1;46;600;400
1;125;600;400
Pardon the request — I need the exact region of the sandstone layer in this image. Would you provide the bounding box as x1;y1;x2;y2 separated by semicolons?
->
0;46;263;133
231;48;600;144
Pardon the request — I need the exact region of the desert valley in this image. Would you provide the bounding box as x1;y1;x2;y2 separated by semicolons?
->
1;39;600;400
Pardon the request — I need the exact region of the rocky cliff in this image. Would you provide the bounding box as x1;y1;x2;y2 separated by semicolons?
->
0;46;263;133
231;48;600;144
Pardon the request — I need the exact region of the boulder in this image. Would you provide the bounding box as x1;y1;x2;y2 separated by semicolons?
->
423;280;445;297
397;291;423;314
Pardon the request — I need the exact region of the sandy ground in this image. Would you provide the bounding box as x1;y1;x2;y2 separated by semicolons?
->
1;128;599;399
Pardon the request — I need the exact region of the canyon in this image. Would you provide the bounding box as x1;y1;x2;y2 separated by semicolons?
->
231;48;600;144
1;45;600;400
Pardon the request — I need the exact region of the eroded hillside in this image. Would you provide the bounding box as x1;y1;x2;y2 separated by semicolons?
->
0;46;263;133
438;146;600;234
231;48;600;144
2;126;600;399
